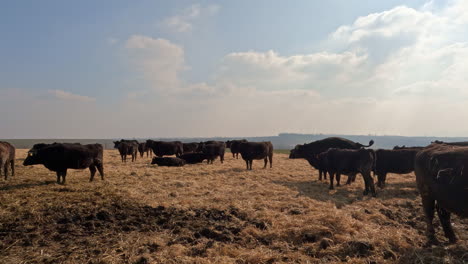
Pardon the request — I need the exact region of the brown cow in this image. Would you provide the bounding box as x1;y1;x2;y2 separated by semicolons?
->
0;141;15;179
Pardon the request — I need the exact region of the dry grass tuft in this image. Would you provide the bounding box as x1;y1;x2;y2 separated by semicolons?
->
1;149;468;263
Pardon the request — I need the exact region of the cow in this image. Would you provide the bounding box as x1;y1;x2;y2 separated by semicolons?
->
23;143;104;184
374;148;421;188
182;143;199;154
197;142;226;164
226;139;248;159
239;141;273;170
0;141;15;180
179;153;207;164
318;148;376;196
432;140;468;146
415;143;468;244
138;142;152;158
151;157;186;167
393;145;424;150
114;140;138;162
146;140;183;157
289;137;374;181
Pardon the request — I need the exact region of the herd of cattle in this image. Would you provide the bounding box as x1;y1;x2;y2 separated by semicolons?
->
0;137;467;245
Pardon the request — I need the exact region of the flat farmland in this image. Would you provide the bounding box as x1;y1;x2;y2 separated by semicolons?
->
1;149;468;263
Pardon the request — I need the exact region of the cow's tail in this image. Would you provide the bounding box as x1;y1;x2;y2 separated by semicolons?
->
359;140;374;148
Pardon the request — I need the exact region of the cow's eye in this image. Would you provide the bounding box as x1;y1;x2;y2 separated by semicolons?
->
28;152;33;156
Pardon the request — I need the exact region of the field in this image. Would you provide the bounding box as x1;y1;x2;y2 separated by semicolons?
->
1;150;468;263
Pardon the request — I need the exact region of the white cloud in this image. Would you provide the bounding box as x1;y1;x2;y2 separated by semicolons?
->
48;89;96;103
161;4;219;33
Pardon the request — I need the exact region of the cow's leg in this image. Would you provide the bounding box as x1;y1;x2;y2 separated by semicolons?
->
221;153;224;164
329;172;335;190
56;171;61;184
263;158;268;169
336;174;341;186
319;170;322;181
269;154;273;168
89;165;96;182
3;161;8;180
377;173;387;188
362;172;376;196
346;174;355;185
245;160;249;170
61;170;67;184
232;152;235;158
249;160;253;170
96;161;104;180
10;159;14;176
421;195;438;245
323;171;327;180
436;204;457;243
362;173;370;195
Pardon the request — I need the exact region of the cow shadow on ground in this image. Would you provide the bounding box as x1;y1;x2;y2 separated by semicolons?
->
0;180;56;191
273;177;420;207
214;168;246;174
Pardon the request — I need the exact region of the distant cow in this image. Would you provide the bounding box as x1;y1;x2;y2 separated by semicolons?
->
374;148;421;188
146;140;183;157
23;143;104;184
182;143;199;154
226;139;248;159
318;148;376;196
114;140;138;162
138;142;152;158
179;153;207;164
197;142;226;164
393;145;424;150
415;143;468;244
431;140;468;146
151;157;186;167
290;137;374;181
239;141;273;170
0;141;15;179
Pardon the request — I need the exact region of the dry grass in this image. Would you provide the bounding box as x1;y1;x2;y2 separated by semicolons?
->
1;149;468;263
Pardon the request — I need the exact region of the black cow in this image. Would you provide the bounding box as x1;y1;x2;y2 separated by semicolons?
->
197;142;226;164
393;145;424;150
374;148;421;188
239;141;273;170
146;140;183;157
415;143;468;244
138;142;152;158
289;137;374;181
179;153;207;164
114;140;138;162
151;157;186;167
318;148;376;196
226;139;248;159
432;140;468;146
182;143;199;154
0;141;15;179
23;143;104;184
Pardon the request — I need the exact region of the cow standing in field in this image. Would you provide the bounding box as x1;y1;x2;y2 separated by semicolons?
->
197;142;226;164
0;141;15;179
318;148;376;196
114;140;138;162
415;143;468;244
239;141;273;170
146;140;183;157
226;139;248;159
290;137;374;181
23;143;104;184
182;143;199;154
138;142;152;158
374;148;422;188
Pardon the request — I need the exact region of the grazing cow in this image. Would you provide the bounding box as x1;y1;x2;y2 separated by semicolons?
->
239;141;273;170
23;143;104;184
151;157;186;167
146;140;183;157
374;148;421;188
318;148;376;196
415;143;468;244
226;139;248;159
114;140;138;162
182;143;199;154
138;142;152;158
290;137;374;181
0;141;15;179
179;153;207;164
197;142;226;164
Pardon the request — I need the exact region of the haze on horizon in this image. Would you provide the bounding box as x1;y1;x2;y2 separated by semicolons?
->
1;0;467;139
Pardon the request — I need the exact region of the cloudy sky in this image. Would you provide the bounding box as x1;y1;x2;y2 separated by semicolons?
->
1;0;467;138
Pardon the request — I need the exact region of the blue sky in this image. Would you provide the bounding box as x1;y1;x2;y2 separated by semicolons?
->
1;0;467;138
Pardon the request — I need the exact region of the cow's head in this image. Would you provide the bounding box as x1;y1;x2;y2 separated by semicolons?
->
226;141;232;148
289;145;303;159
196;142;206;152
113;141;121;149
23;148;41;166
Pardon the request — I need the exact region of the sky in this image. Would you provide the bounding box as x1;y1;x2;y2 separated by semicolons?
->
1;0;467;138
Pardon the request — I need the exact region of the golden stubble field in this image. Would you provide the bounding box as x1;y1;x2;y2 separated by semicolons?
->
1;149;468;264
